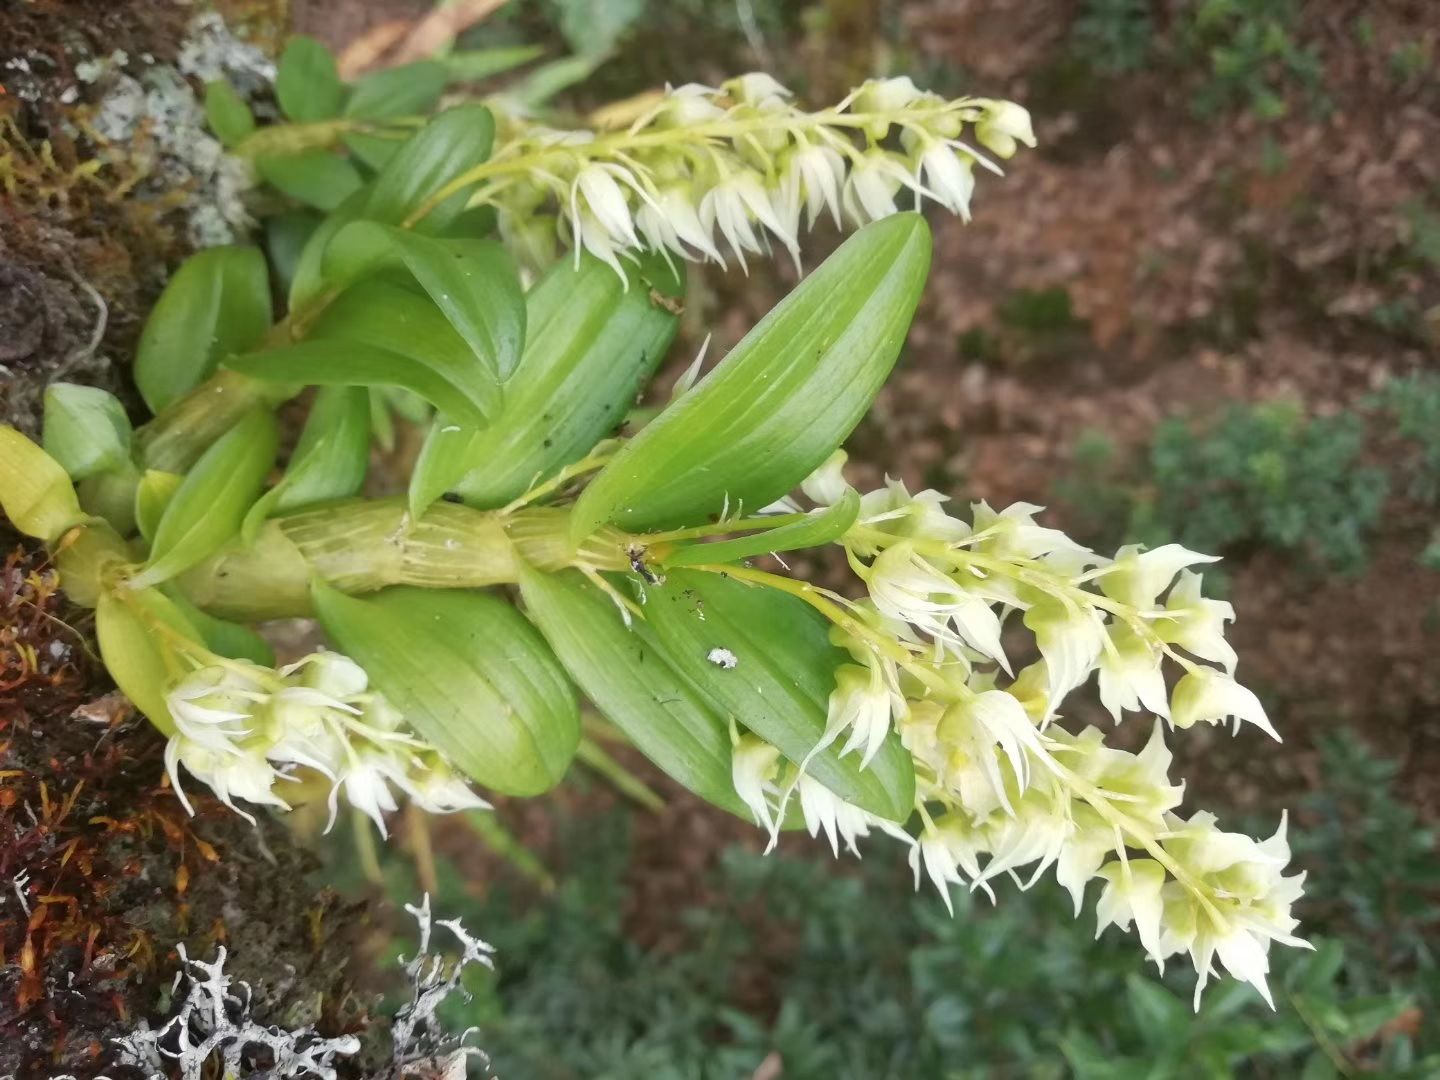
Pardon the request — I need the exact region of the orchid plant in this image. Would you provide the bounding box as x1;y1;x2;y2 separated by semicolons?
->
0;37;1306;1009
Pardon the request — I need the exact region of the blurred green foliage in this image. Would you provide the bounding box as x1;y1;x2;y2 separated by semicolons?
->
1073;0;1154;74
340;733;1436;1079
1071;0;1326;120
1055;376;1440;576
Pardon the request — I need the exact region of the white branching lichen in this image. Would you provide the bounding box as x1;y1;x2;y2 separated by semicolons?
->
103;897;493;1079
111;944;361;1080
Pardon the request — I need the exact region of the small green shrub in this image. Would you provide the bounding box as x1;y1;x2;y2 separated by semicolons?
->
1072;0;1154;73
1139;401;1387;574
1184;0;1326;120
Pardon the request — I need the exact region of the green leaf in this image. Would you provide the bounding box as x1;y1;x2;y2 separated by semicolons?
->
255;150;363;211
288;187;367;312
363;103;494;233
77;463;139;536
0;426;85;541
342;130;404;171
95;587;203;736
344;60;448;120
571;215;931;538
557;0;645;56
164;586;275;666
312;582;580;796
42;383;132;480
662;490;860;568
640;568;915;821
227;339;485;428
510;54;607;109
325;222;525;381
130;409;278;589
276;36;345;122
204;79;256;148
135;469;184;543
518;565;748;818
241;385;370;541
274;384;371;511
265;210;323;297
134;246;273;412
411;252;682;513
262;282;496;420
443;45;546;81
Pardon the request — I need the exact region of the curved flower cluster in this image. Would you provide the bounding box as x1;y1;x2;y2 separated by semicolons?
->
164;651;487;833
730;453;1307;1007
479;75;1034;274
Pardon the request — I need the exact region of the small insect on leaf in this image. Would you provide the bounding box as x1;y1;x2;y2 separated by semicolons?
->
641;568;916;822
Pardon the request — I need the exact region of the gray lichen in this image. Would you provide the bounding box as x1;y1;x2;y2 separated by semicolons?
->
103;897;492;1080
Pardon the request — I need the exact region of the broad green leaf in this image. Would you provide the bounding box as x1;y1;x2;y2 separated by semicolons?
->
287;106;494;308
249;272;502;422
276;36;345;122
444;45;546;81
518;565;747;817
342;130;403;171
42;383;132;480
0;425;85;541
96;587;203;736
325;222;525;380
661;490;860;568
640;568;916;821
135;246;273;412
411;252;682;513
135;469;184;543
130;409;278;588
364;103;494;233
510;54;606;109
344;60;447;120
572;215;931;539
265;210;323;297
228;339;486;428
288;187;367;312
256;150;363;211
241;385;370;541
164;586;275;666
274;384;371;510
557;0;644;55
204;78;255;147
312;582;580;796
77;464;139;537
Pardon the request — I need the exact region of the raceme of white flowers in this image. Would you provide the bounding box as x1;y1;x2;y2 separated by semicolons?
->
729;452;1307;1009
164;651;488;834
482;75;1035;275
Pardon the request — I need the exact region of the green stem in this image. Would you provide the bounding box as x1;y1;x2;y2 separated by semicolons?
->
175;498;628;621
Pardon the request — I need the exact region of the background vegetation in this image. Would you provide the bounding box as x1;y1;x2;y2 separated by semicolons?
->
276;0;1440;1074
